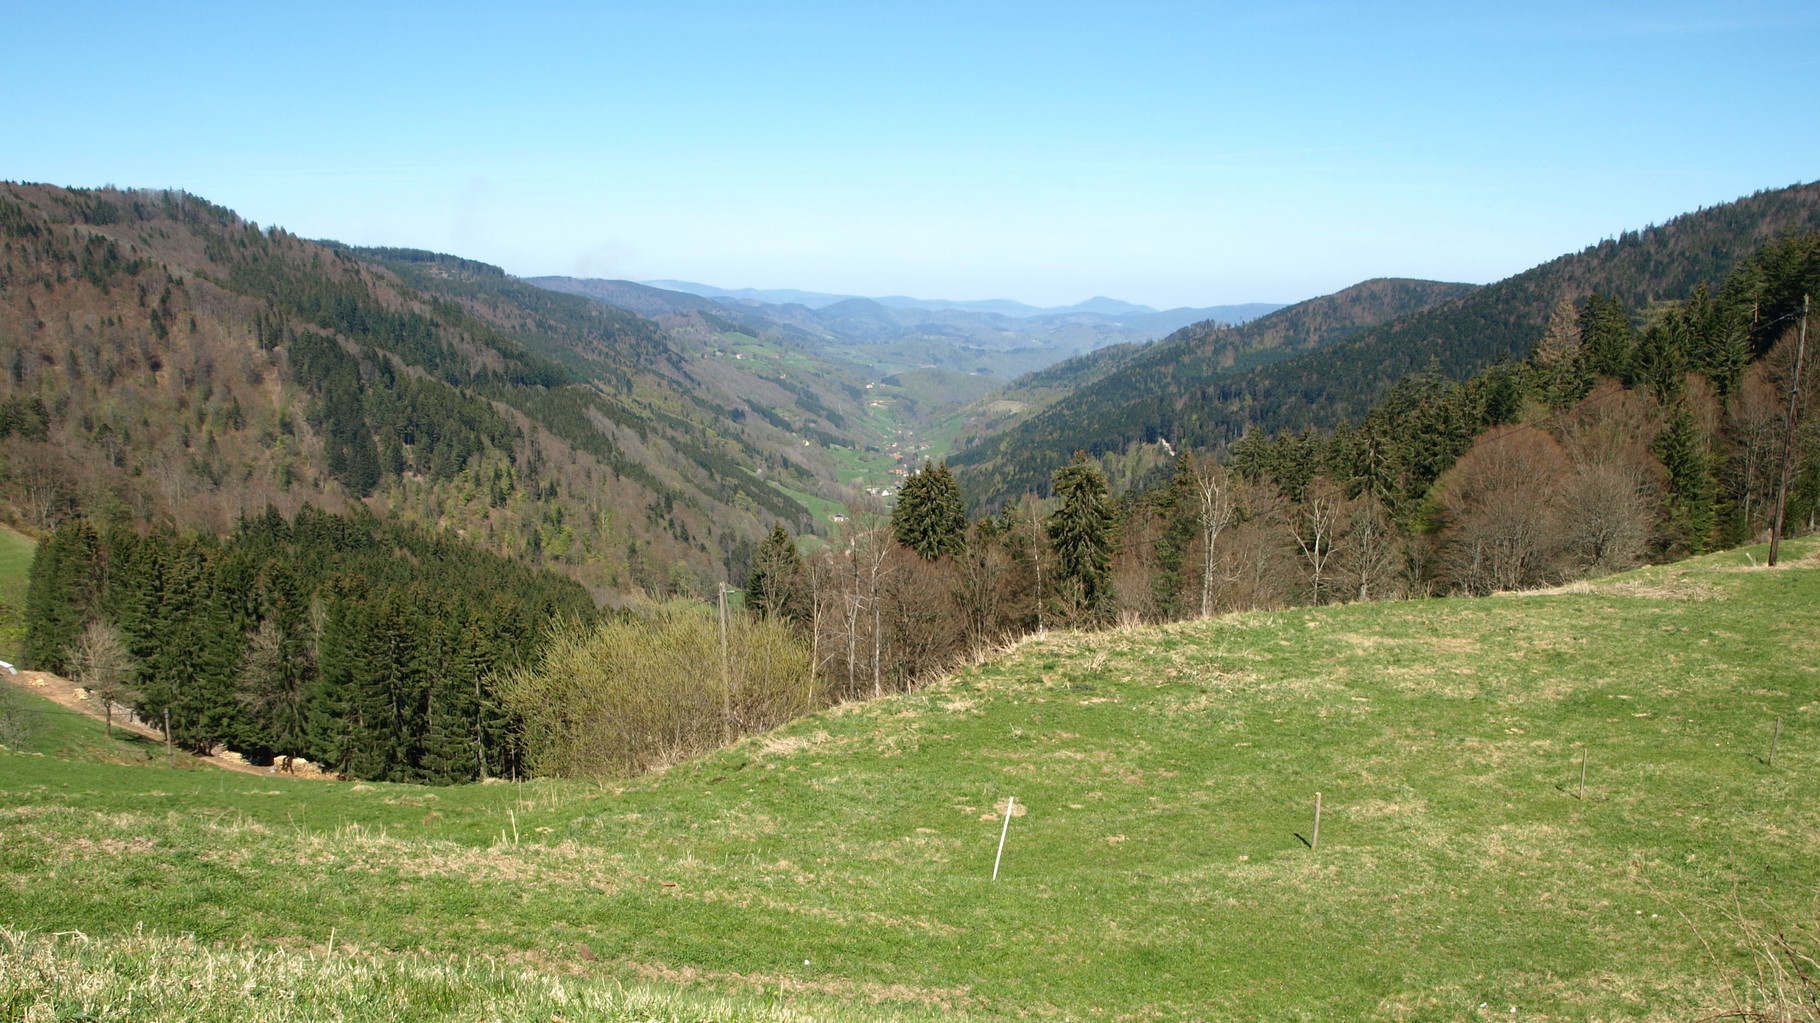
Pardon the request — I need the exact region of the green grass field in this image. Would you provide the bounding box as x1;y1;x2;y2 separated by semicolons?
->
4;542;1817;1021
0;525;35;665
5;688;171;762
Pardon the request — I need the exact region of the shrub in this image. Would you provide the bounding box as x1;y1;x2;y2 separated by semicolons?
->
503;601;821;777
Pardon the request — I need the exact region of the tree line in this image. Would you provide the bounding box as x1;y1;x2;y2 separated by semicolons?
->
745;231;1820;698
23;505;595;783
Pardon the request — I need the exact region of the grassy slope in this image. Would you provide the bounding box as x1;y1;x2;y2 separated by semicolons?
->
3;543;1817;1022
0;526;34;664
3;684;176;764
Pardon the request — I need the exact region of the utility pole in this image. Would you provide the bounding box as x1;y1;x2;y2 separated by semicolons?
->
1769;294;1809;568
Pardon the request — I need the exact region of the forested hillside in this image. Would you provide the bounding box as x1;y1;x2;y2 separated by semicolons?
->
954;182;1820;509
952;277;1478;505
24;505;595;782
0;183;877;596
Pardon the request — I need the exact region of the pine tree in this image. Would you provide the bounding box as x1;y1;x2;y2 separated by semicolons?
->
23;521;101;672
418;613;494;783
892;461;967;559
1682;284;1752;398
1630;317;1689;405
746;524;803;620
1580;294;1636;380
1654;405;1716;554
1047;455;1115;617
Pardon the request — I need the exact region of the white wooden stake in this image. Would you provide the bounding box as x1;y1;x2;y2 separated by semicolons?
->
1311;792;1322;852
992;796;1015;880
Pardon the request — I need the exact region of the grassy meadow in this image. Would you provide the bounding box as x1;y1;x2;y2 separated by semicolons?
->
0;526;35;665
3;542;1818;1021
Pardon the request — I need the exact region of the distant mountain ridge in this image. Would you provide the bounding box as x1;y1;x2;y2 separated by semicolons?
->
532;276;1285;382
640;278;1282;325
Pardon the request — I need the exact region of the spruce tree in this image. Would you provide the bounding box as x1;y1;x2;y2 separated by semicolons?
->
1580;294;1636;380
1226;428;1271;482
1630;317;1689;405
23;521;101;672
1151;455;1199;617
20;502;587;781
1047;455;1115;616
892;461;967;559
1654;405;1716;554
1681;284;1751;398
306;591;363;775
419;613;494;783
746;524;803;620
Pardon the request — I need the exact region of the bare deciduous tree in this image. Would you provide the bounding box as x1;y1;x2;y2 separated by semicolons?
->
1188;456;1238;617
238;618;309;748
1559;459;1653;573
8;442;75;528
1727;364;1791;538
1437;426;1570;595
1287;477;1347;605
951;526;1016;650
1341;492;1402;602
67;620;138;738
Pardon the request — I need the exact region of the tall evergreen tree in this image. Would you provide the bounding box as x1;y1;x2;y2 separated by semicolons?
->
1630;316;1690;405
746;524;803;620
21;503;589;782
1580;293;1636;380
1047;454;1116;617
419;612;497;783
1654;404;1717;554
892;460;967;559
22;520;99;672
1682;283;1752;398
306;586;364;775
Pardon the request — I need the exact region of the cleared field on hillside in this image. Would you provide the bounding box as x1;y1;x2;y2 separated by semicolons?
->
0;525;34;664
3;542;1817;1022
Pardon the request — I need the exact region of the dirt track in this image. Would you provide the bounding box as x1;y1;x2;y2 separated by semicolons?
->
6;669;333;780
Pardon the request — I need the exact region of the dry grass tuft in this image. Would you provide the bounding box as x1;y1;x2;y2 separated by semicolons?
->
0;927;838;1023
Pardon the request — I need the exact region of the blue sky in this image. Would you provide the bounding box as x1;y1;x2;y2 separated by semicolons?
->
10;1;1818;308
